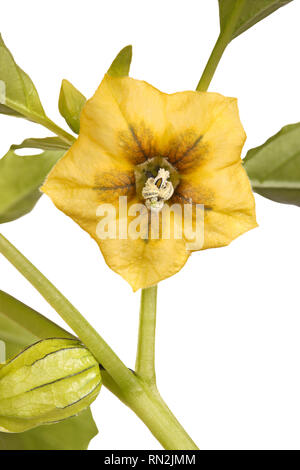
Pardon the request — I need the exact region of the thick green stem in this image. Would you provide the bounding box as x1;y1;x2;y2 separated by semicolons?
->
135;285;157;385
93;369;199;449
196;0;246;92
102;372;198;449
127;385;198;450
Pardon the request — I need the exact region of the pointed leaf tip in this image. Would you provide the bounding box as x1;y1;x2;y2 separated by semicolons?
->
107;45;133;78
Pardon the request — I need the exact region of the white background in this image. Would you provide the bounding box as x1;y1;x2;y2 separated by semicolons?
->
1;0;300;450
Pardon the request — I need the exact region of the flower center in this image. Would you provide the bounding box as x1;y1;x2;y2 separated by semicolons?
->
134;156;180;212
142;168;174;211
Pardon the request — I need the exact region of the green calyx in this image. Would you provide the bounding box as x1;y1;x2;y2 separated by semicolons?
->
0;338;102;433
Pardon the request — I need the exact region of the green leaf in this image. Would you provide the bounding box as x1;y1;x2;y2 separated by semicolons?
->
0;34;46;120
0;407;98;450
0;137;67;223
0;312;37;357
0;292;98;450
218;0;293;40
107;45;132;77
59;79;86;134
244;122;300;206
0;290;74;346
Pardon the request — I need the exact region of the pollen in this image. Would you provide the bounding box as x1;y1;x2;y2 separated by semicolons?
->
142;168;174;211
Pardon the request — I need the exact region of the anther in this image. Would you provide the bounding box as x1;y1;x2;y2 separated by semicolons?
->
142;168;174;211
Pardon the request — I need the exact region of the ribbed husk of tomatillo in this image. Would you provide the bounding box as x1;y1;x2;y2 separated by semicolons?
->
0;338;102;433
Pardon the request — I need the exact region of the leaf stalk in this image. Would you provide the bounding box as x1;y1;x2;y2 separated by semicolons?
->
196;0;246;91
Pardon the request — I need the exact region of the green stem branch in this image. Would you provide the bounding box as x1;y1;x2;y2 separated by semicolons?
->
0;233;198;450
196;0;246;92
135;285;157;385
38;116;76;146
6;98;76;146
127;386;198;450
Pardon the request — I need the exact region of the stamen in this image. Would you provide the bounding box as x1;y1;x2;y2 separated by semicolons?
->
142;168;174;211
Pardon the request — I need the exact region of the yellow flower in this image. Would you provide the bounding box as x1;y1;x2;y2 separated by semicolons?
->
42;75;257;291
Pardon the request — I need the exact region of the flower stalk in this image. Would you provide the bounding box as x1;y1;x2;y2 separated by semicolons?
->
135;285;157;386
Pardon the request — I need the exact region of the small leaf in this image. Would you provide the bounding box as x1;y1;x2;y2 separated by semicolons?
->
218;0;293;40
59;79;86;134
107;45;132;77
0;34;46;120
244;122;300;206
0;138;67;223
0;292;98;450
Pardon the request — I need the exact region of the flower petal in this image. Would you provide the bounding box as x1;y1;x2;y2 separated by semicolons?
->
164;91;246;174
99;210;189;291
175;162;257;250
82;75;167;165
42;136;135;231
